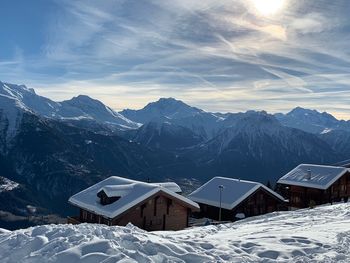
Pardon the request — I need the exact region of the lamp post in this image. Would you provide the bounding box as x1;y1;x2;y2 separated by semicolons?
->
218;185;224;221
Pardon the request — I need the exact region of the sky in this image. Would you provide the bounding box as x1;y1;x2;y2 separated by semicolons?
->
1;0;350;118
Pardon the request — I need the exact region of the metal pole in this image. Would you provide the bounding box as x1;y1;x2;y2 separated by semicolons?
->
219;185;224;221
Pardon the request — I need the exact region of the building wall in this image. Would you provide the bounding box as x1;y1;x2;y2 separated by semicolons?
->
197;187;286;221
79;208;109;225
114;194;189;231
78;193;189;231
233;188;286;217
282;172;350;208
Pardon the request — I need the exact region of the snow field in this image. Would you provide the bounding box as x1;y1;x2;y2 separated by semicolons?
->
0;203;350;262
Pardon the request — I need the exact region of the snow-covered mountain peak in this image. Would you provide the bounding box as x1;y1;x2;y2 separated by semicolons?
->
288;106;310;115
199;110;325;157
0;81;139;130
224;110;279;130
1;81;62;117
0;82;35;141
287;107;337;121
143;97;202;118
151;97;189;107
16;84;36;94
225;112;282;139
62;95;112;114
120;98;225;139
0;82;35;100
120;97;206;126
242;110;280;126
65;95;103;105
276;106;348;134
61;96;140;128
155;97;181;105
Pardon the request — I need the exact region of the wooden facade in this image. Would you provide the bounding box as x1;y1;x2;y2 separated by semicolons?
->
279;171;350;208
70;191;195;231
196;187;287;221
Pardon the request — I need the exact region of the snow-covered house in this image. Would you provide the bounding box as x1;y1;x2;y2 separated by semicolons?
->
68;176;199;231
188;177;287;221
277;164;350;208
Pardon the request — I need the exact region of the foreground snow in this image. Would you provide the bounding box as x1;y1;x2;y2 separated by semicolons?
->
1;203;350;262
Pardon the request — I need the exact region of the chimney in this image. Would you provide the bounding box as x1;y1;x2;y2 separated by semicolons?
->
306;169;312;180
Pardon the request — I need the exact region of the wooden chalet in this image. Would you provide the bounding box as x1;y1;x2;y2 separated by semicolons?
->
188;177;287;221
68;176;199;231
277;164;350;209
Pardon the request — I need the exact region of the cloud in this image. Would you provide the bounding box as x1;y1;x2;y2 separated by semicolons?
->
1;0;350;118
289;13;330;34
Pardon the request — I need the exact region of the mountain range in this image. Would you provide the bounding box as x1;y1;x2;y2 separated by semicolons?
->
0;80;349;229
275;107;350;134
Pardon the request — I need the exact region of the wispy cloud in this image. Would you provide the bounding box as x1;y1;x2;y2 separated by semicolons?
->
1;0;350;118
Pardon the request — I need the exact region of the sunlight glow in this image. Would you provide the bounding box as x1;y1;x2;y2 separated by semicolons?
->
251;0;286;16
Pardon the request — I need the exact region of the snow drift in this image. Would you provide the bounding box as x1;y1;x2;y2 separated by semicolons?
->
0;203;350;262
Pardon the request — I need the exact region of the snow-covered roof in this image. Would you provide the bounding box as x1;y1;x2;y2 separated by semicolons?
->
277;164;349;190
152;182;182;193
98;182;181;198
188;177;286;210
69;176;198;219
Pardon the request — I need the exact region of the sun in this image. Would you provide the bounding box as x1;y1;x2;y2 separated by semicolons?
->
251;0;286;16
